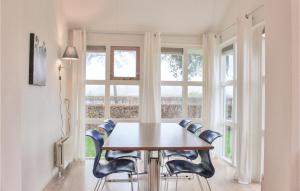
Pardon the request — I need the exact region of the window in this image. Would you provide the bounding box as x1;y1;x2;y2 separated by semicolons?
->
261;30;266;176
161;47;204;121
161;86;183;118
161;48;183;81
188;86;203;118
85;46;107;122
220;44;236;163
110;85;139;118
85;45;140;122
85;85;105;119
85;45;141;157
110;46;140;80
224;126;233;159
86;46;106;80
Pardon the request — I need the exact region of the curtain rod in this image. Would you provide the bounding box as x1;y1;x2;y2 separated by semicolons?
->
218;4;265;35
86;30;202;37
245;4;264;19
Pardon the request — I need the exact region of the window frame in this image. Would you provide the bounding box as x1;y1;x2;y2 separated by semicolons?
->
160;44;207;124
110;46;140;81
85;45;142;125
219;39;237;165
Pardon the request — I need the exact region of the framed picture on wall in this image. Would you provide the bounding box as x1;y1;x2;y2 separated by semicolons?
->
29;33;47;86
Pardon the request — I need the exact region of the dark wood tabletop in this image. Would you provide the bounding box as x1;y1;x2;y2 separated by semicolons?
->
102;122;213;151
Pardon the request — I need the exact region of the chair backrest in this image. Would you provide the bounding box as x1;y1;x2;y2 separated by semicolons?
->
98;122;115;136
86;129;104;176
199;130;222;144
104;119;116;127
197;130;222;178
178;119;192;128
187;123;203;134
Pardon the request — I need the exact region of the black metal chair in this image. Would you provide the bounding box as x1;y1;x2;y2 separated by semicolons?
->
161;123;202;161
186;123;203;134
178;119;192;128
98;122;115;136
165;130;222;191
104;119;116;127
86;129;139;191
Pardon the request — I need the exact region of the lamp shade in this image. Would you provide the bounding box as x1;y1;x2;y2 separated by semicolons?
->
62;46;79;60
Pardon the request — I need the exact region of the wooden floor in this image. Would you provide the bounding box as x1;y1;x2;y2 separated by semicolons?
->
44;159;261;191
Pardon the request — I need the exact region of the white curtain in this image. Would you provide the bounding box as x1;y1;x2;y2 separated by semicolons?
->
250;24;265;182
70;29;86;161
236;16;252;184
203;33;222;157
140;32;161;123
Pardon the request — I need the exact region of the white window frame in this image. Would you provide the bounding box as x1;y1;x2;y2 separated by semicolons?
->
160;44;207;124
85;43;142;125
219;39;238;165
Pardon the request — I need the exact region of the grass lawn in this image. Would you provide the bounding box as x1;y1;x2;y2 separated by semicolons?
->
225;127;233;159
85;136;96;158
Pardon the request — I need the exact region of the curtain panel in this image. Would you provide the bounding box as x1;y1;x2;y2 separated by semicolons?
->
70;29;86;161
204;33;222;157
236;16;252;184
140;32;161;123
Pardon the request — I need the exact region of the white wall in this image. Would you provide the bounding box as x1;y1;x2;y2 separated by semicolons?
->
263;0;300;190
1;0;69;191
0;0;2;189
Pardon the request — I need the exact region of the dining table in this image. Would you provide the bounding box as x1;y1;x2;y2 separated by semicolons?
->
102;122;213;191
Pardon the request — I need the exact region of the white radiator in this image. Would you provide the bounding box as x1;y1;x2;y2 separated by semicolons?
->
55;136;72;171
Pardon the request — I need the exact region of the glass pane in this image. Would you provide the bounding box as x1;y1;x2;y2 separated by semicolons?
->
188;86;203;118
224;86;234;120
113;50;137;78
86;52;106;80
161;52;183;81
85;124;100;158
85;85;105;119
222;53;234;81
225;126;233;160
161;86;183;118
188;49;203;81
110;85;139;118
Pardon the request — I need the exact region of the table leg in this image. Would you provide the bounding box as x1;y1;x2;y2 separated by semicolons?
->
148;151;160;191
144;151;149;173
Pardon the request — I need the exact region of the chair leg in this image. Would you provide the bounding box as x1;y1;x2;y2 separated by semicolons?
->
205;178;212;191
99;177;106;191
130;173;134;191
164;175;169;191
135;159;140;191
196;176;204;191
94;178;101;191
175;175;178;191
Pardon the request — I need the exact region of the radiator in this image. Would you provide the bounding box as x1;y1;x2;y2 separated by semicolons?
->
55;136;72;171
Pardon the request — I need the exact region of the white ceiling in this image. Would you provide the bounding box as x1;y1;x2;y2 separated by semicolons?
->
62;0;234;34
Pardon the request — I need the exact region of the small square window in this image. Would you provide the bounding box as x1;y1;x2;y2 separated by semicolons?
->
224;86;234;120
110;46;140;80
161;48;184;81
188;49;203;82
161;86;183;118
188;86;203;119
86;46;106;81
85;85;105;119
110;85;139;118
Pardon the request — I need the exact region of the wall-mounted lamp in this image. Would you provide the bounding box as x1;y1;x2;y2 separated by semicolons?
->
59;46;79;79
58;45;79;138
62;46;79;60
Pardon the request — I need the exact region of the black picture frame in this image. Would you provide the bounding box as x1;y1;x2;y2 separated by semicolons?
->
29;33;47;86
